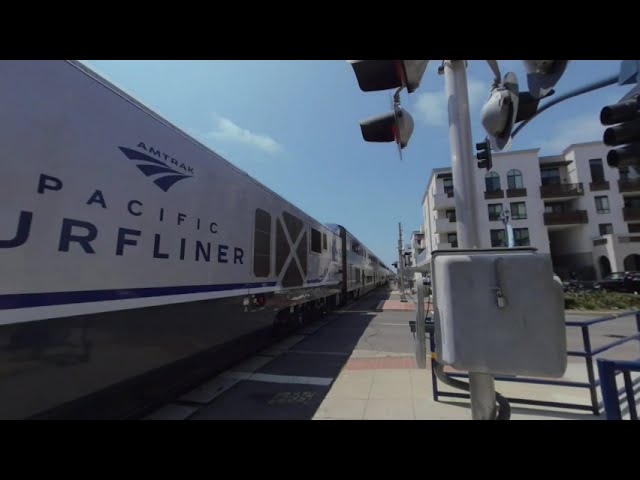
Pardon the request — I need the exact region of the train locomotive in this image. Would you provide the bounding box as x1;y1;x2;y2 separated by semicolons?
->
0;60;392;419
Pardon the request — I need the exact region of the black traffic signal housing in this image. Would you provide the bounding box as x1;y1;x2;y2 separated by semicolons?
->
359;104;414;149
476;139;493;170
601;96;640;168
523;60;569;99
348;60;429;94
348;60;428;152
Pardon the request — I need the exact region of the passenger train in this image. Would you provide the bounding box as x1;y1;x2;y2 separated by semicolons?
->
0;60;393;419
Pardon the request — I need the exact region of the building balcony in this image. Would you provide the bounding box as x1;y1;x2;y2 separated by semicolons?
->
484;189;504;200
434;217;457;234
543;210;588;226
506;188;527;198
593;234;640;248
432;191;456;210
415;249;428;266
618;179;640;195
589;181;610;191
434;242;453;250
623;207;640;222
539;182;584;200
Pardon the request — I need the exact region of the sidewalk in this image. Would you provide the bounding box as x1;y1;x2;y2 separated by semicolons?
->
313;291;603;420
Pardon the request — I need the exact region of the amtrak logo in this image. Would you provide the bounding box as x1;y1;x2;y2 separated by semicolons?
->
119;142;194;192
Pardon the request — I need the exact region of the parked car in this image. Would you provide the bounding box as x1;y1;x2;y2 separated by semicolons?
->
594;271;640;293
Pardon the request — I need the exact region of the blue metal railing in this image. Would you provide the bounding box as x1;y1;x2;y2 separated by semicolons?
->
597;359;640;420
428;310;640;415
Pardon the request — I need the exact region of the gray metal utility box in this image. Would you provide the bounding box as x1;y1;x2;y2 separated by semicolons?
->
431;248;567;378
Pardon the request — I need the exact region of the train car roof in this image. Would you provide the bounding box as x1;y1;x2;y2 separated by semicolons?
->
69;60;331;231
325;223;389;267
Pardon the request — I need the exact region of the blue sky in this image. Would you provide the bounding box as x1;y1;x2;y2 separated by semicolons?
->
82;60;630;268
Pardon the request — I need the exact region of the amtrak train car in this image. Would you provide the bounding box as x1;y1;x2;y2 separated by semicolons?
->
0;60;392;419
326;224;391;301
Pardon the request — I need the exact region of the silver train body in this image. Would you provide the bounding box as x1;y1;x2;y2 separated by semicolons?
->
0;60;392;419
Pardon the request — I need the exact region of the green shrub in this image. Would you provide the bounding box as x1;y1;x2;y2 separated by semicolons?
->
565;290;640;311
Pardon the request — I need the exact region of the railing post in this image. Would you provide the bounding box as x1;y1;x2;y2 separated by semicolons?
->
597;359;622;420
636;312;640;354
581;325;600;415
622;371;638;420
429;330;439;402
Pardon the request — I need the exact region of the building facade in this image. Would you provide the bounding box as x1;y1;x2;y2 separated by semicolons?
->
418;140;640;280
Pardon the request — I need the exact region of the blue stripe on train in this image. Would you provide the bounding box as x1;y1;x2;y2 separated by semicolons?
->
0;282;278;310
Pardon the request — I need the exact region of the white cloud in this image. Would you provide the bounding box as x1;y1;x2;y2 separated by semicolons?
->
414;91;447;127
414;78;489;127
540;114;605;154
208;117;282;154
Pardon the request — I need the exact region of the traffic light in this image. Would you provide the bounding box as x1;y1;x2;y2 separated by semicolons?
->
359;104;414;149
601;96;640;168
476;139;493;170
348;60;428;152
515;90;552;123
523;60;569;99
348;60;429;93
480;72;519;151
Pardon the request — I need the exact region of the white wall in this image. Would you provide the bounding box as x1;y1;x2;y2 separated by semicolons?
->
420;141;640;278
473;149;550;253
568;143;628;240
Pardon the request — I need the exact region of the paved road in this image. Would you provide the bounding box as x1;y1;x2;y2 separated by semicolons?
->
146;288;399;420
145;288;639;420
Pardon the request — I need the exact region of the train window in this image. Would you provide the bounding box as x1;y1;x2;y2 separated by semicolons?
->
283;211;303;242
276;219;290;276
311;228;322;254
253;209;271;277
297;231;308;276
322;233;327;250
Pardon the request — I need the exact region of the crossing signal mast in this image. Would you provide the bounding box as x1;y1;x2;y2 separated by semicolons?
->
347;59;574;421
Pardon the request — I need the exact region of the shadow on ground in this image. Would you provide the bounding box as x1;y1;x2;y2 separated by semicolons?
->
184;288;394;420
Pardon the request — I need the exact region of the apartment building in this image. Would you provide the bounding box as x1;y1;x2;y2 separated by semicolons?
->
406;230;425;267
418;140;640;280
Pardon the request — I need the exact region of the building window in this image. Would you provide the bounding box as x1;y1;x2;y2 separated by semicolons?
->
625;197;640;209
590;158;605;183
599;223;613;236
490;229;506;247
485;172;501;192
443;177;453;196
629;223;640;233
545;202;565;214
488;204;503;221
513;228;530;246
507;169;524;189
595;196;610;214
541;168;560;186
510;202;527;220
446;209;456;222
447;233;458;248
